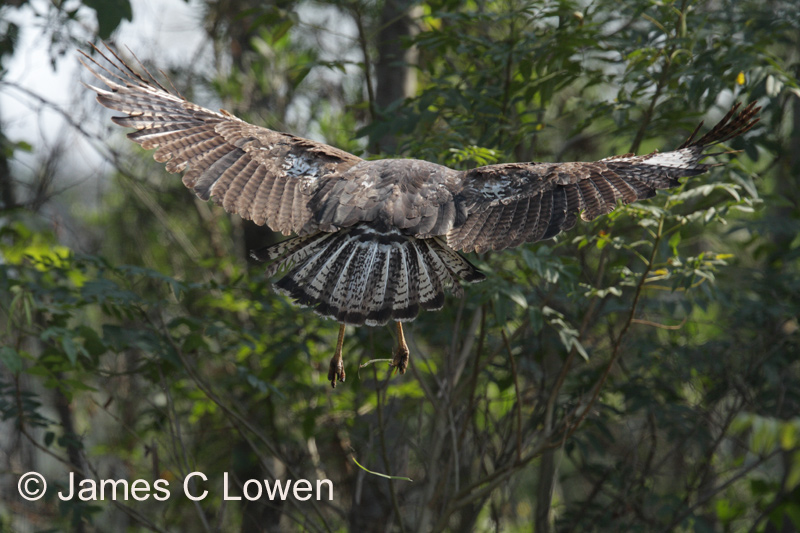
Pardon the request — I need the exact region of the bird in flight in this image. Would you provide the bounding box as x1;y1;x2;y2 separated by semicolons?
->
80;44;759;388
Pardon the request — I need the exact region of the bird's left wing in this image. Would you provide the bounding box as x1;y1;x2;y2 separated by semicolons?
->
80;44;362;236
448;102;760;253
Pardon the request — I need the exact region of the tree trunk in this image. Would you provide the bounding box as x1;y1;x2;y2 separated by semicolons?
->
372;0;418;154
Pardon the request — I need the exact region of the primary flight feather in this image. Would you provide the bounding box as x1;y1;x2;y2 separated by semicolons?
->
80;44;760;386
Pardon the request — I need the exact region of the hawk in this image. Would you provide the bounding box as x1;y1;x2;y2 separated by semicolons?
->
80;45;760;387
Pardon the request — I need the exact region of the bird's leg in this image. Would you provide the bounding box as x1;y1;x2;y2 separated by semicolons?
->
328;323;346;388
391;321;410;374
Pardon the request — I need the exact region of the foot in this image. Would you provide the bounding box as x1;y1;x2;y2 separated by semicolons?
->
328;323;347;388
390;343;410;374
328;355;346;388
390;321;410;374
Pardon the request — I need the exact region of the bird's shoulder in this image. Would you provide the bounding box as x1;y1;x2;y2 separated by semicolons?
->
326;158;460;200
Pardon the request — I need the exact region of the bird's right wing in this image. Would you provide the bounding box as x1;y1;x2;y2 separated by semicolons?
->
80;44;362;236
448;102;760;253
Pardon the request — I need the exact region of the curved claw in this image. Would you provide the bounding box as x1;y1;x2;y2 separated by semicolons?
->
328;356;346;387
391;344;410;375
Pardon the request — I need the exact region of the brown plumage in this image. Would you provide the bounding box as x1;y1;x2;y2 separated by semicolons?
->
80;44;760;386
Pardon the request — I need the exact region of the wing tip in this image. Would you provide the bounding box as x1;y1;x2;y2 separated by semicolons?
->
680;101;761;150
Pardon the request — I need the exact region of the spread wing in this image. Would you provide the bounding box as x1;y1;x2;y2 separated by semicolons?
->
80;44;362;236
448;102;760;253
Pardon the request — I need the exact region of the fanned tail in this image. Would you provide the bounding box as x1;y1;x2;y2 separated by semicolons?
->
251;225;485;326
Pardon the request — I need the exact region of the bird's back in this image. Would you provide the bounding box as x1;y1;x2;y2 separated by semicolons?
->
308;159;466;237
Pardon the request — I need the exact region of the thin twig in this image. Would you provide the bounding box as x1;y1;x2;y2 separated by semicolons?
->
359;358;393;368
353;6;377;125
561;215;666;444
630;316;688;330
372;364;407;533
499;328;523;463
157;365;213;533
153;314;333;533
659;448;787;533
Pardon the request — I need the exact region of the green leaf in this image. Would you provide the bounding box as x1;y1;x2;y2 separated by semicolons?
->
77;326;106;358
0;346;22;373
668;231;681;255
84;0;132;39
504;287;528;309
62;336;78;366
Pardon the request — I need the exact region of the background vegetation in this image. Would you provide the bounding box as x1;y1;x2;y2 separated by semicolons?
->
1;0;798;531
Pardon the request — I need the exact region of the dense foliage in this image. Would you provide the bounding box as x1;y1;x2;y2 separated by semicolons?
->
1;0;798;531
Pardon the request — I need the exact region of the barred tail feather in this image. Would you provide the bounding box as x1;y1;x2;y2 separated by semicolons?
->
250;232;325;276
254;225;485;326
